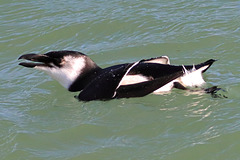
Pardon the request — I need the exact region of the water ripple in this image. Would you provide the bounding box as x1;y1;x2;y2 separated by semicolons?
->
1;0;240;159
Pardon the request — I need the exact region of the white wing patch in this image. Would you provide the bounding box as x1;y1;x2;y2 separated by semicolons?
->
119;74;150;86
119;56;170;86
116;61;141;88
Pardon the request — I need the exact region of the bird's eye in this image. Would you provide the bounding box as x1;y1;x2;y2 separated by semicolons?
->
52;58;63;67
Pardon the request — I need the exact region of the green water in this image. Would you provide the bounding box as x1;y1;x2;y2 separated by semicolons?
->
1;0;240;159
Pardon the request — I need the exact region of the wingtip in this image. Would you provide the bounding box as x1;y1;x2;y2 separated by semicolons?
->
212;59;217;62
201;59;217;73
206;59;217;64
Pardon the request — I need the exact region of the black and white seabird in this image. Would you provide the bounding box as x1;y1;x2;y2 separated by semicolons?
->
18;50;219;101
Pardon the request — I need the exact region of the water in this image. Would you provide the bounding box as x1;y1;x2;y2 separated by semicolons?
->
1;0;240;159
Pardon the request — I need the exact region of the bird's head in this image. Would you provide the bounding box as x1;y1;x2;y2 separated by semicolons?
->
18;50;100;89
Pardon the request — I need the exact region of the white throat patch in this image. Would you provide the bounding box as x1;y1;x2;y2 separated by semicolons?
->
35;56;86;89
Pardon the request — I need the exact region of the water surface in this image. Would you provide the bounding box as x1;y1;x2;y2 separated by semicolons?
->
1;0;240;159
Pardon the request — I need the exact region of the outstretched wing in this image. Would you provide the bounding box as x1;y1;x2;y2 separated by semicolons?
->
115;71;183;98
77;58;216;101
142;56;170;65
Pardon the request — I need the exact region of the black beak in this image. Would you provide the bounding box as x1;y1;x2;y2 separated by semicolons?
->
18;54;54;68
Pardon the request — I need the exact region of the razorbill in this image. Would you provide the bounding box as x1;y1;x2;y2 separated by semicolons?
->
18;50;219;101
